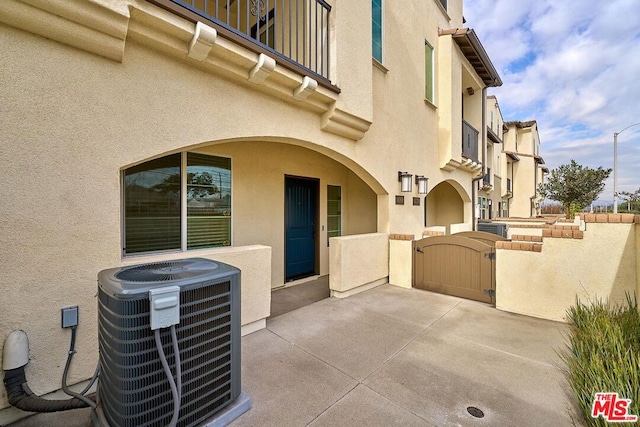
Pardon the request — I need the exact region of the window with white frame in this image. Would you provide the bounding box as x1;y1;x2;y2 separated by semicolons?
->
372;0;383;62
123;152;232;255
327;185;342;246
478;196;487;219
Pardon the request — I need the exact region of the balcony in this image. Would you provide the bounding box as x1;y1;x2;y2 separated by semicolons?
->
504;178;513;198
153;0;333;87
462;120;479;163
481;167;492;191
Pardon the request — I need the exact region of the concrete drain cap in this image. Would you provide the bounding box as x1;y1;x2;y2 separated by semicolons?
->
466;406;485;418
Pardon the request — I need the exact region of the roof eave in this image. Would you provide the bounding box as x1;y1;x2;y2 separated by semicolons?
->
440;28;503;87
487;127;501;144
505;152;520;161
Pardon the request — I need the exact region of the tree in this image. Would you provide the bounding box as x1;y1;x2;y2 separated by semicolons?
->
619;187;640;212
538;160;612;217
620;188;640;202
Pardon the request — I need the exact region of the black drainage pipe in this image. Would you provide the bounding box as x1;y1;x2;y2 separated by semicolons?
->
4;366;94;413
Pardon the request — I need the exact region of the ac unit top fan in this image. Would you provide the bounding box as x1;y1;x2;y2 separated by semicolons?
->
98;258;233;298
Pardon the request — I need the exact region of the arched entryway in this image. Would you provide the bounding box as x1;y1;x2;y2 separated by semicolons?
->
187;138;386;288
425;180;470;233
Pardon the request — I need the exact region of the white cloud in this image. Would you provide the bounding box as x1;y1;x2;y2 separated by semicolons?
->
464;0;640;199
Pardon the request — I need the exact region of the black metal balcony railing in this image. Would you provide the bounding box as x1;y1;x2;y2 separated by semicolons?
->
462;120;479;163
507;178;512;193
156;0;332;86
483;168;491;185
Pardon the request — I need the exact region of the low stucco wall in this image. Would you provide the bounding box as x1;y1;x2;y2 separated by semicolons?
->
123;245;272;333
496;223;638;322
506;227;544;238
329;233;389;297
450;222;472;234
389;239;413;289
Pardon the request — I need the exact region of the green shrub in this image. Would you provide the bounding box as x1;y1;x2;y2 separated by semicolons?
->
562;295;640;426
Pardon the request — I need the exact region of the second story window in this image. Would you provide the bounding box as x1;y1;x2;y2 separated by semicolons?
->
372;0;383;62
439;0;447;10
425;40;434;102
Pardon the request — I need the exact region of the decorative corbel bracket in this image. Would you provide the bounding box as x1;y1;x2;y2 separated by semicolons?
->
293;76;318;101
188;21;217;61
248;53;276;84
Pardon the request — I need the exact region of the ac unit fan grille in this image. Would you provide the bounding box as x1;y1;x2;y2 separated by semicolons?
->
114;260;218;282
98;279;239;427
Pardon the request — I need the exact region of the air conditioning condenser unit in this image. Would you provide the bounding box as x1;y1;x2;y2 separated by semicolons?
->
93;258;249;427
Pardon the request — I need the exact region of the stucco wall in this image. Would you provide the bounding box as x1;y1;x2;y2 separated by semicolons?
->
496;223;638;322
508;160;530;217
365;0;477;237
0;16;383;411
389;239;413;289
450;222;472;234
503;123;542;218
329;233;389;296
491;175;503;218
0;0;491;417
427;181;465;228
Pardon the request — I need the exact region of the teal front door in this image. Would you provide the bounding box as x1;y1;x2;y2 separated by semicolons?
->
285;176;318;281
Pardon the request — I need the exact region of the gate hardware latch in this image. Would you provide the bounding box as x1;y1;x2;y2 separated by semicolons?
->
484;252;496;260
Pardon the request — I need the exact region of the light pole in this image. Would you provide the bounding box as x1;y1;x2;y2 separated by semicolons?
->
613;122;640;213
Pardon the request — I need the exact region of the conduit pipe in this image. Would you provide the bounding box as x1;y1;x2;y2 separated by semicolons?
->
3;330;94;413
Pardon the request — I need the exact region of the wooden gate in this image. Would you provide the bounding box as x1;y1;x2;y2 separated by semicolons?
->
413;232;506;304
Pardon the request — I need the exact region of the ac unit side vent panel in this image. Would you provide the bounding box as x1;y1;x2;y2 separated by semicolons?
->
477;222;509;238
97;258;241;427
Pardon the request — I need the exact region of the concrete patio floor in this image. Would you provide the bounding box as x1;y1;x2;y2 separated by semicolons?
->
8;284;581;426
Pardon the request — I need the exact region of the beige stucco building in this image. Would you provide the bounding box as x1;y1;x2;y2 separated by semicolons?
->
478;98;548;220
502;120;548;218
477;95;506;219
0;0;501;419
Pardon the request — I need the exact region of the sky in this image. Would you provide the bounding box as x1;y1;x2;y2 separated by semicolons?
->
464;0;640;204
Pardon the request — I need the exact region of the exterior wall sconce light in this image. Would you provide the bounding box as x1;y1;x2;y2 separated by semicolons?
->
415;175;429;194
398;171;413;192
